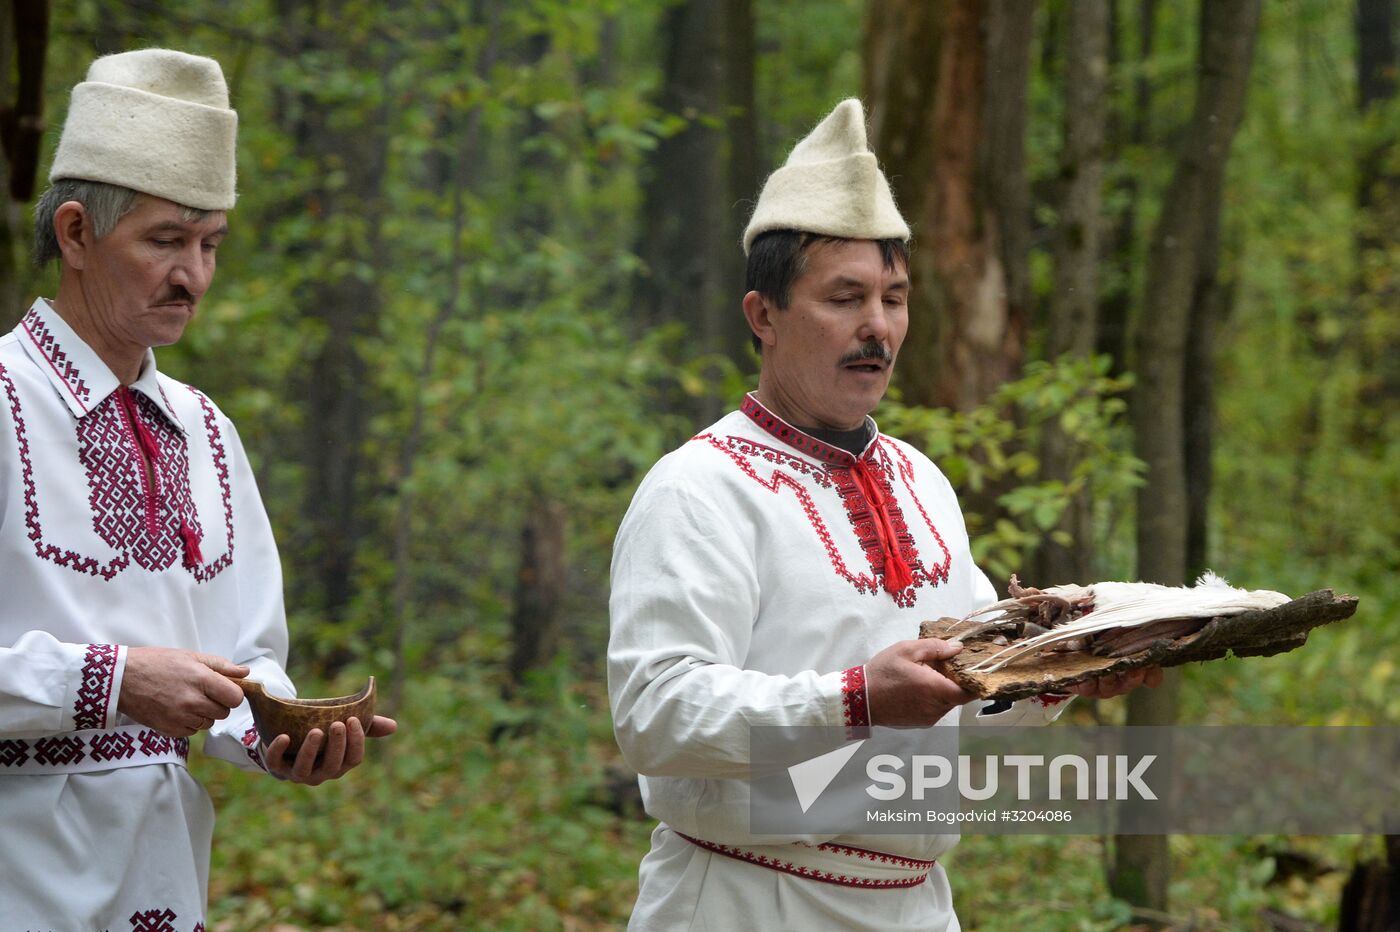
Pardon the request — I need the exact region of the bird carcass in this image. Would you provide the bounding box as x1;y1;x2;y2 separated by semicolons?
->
918;573;1358;701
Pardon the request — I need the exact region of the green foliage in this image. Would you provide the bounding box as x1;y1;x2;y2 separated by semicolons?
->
19;0;1399;926
878;356;1143;582
195;653;651;930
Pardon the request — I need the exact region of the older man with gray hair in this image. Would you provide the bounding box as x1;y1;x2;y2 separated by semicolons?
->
0;49;393;929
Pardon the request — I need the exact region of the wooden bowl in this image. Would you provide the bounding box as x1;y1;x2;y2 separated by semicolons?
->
236;676;376;757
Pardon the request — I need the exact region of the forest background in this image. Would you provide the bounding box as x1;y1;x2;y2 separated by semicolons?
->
1;0;1397;929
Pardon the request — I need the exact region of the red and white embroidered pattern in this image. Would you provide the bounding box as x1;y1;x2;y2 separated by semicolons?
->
676;832;932;889
696;430;952;607
20;306;92;412
831;455;921;594
187;388;234;582
2;362;130;579
34;735;87;766
816;840;937;871
241;726;265;770
0;362;234;583
79;390;204;572
738;395;858;465
73;643;119;729
841;665;870;728
0;729;189;769
129;908;178;932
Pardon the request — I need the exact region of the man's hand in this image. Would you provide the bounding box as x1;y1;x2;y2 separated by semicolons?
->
865;639;976;726
263;715;398;786
117;647;250;738
1064;666;1164;700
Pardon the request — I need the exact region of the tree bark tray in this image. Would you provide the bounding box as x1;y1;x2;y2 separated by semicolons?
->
917;589;1358;701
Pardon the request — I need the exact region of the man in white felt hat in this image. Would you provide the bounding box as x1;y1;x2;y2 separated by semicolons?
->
0;48;394;928
607;99;1158;929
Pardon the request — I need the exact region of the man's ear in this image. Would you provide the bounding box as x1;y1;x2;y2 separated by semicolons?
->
742;290;778;349
52;201;92;270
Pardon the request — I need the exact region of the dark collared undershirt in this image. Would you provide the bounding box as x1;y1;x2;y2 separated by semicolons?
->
801;420;876;457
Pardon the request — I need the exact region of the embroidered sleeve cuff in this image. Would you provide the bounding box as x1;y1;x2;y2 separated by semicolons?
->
106;647;127;730
1029;692;1073;723
840;665;871;730
66;643;123;731
241;725;269;773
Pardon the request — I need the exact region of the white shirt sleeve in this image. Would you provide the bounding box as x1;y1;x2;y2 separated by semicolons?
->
0;632;127;738
608;478;853;780
0;388;127;738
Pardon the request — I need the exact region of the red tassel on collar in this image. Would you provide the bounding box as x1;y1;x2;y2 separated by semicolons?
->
179;522;204;568
850;457;915;594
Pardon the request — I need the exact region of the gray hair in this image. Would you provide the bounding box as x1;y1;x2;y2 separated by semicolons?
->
33;179;210;265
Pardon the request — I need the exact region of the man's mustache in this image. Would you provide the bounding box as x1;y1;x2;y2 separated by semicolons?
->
839;342;893;366
155;288;196;305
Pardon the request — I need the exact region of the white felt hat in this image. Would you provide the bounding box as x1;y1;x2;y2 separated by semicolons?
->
50;49;237;210
742;98;908;254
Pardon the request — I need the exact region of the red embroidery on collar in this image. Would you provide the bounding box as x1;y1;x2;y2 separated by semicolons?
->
1;362;233;582
80;390;205;572
20;306;92;411
697;433;952;606
739;394;861;464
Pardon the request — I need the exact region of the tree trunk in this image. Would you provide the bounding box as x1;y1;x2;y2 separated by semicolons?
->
1349;1;1400;912
725;0;760;257
275;2;393;652
506;494;567;688
866;0;1035;412
1115;0;1260;919
1183;183;1230;581
1033;0;1109;587
1353;0;1400;440
1339;832;1400;932
638;0;756;421
0;0;47;321
1098;0;1158;379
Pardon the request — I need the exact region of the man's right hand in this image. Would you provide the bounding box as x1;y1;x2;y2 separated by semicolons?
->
117;647;250;738
865;639;975;726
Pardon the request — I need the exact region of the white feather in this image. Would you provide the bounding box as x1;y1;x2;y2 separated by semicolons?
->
961;574;1290;673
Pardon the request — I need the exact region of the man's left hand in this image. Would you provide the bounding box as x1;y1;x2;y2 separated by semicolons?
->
262;715;398;785
1064;666;1164;700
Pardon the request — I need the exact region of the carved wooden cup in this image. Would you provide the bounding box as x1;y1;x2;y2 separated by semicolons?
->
236;676;376;758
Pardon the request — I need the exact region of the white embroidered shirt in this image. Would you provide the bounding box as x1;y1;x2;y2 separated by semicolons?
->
0;298;295;928
608;394;1068;929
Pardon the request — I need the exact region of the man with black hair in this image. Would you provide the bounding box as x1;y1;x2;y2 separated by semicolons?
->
608;99;1154;929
